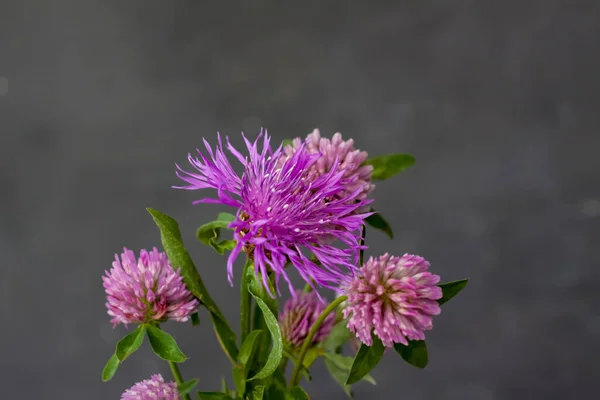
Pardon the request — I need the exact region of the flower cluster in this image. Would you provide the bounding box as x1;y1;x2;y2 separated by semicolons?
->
121;374;179;400
103;247;199;327
342;253;442;347
279;290;336;347
280;129;375;210
174;131;372;295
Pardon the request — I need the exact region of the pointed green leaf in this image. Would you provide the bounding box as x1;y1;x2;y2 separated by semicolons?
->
287;386;310;400
101;353;120;382
249;271;278;368
247;296;283;381
438;279;469;305
324;351;375;398
345;336;385;385
191;312;201;326
178;379;199;396
146;208;220;313
197;392;235;400
209;312;239;363
251;385;265;400
232;366;246;397
147;208;238;361
115;325;146;362
220;377;228;393
322;321;353;352
146;325;187;362
246;268;278;317
394;340;428;368
364;154;415;180
239;330;263;367
365;210;394;239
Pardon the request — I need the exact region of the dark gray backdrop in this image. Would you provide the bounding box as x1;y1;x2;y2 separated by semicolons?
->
1;1;599;399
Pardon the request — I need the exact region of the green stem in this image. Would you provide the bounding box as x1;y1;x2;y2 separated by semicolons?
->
289;295;348;387
168;361;191;400
240;260;253;343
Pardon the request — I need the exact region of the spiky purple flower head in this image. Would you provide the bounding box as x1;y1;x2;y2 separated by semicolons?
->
279;290;336;347
342;253;442;347
103;247;199;327
281;129;374;210
175;130;372;295
121;374;179;400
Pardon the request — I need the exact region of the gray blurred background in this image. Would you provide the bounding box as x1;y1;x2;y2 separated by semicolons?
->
1;0;599;399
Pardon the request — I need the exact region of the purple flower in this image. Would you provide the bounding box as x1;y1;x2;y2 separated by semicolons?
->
103;247;199;327
279;290;336;347
121;374;180;400
281;129;374;211
175;131;372;294
342;253;442;347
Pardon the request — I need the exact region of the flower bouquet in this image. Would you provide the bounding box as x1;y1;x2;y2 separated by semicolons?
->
101;129;468;399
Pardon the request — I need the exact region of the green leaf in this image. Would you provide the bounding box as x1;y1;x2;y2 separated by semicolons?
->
438;279;469;305
197;392;235;400
323;352;375;398
364;153;415;180
191;312;201;326
246;268;278;317
394;340;428;368
221;377;228;393
345;336;385;385
322;321;352;352
247;295;283;380
147;208;238;361
265;385;287;400
287;386;310;400
146;324;187;362
101;353;120;382
249;271;278;369
364;210;394;239
232;366;246;397
239;330;263;367
251;385;265;400
147;208;222;314
115;325;146;362
282;138;294;147
178;379;199;396
210;311;240;363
